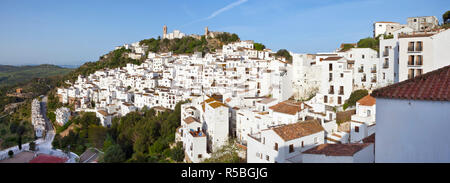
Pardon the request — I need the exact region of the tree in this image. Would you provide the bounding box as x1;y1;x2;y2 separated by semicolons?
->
170;142;185;162
275;49;293;64
29;141;36;151
253;43;265;51
8;150;13;158
102;144;126;163
345;89;369;107
443;10;450;24
339;44;355;52
17;135;22;150
88;125;107;149
202;139;241;163
357;37;379;51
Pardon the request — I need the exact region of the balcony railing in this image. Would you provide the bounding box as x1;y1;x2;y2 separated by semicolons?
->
371;68;377;73
371;78;377;83
361;77;367;82
383;62;389;68
358;67;364;73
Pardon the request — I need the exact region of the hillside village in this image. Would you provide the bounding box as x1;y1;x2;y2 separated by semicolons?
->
16;15;450;163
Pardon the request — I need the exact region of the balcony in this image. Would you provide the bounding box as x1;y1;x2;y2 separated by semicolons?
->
328;89;334;94
416;46;423;52
383;62;389;69
371;67;377;73
358;67;364;73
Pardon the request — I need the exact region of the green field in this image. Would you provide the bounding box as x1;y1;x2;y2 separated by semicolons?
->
0;64;73;88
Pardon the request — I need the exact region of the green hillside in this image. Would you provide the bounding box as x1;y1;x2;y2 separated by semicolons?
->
0;64;73;88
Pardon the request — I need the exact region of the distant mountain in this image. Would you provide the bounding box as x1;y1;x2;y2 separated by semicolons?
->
58;65;80;69
0;64;74;88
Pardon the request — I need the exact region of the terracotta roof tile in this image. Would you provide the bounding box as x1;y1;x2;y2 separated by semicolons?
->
372;65;450;101
272;119;324;141
303;143;371;156
183;117;200;124
357;95;376;106
362;134;375;143
322;56;343;61
269;100;310;115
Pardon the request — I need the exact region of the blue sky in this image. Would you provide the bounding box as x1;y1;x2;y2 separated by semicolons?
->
0;0;448;66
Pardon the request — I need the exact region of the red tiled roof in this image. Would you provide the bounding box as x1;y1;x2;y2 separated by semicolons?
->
272;119;324;141
362;133;375;143
183;116;200;124
322;57;343;61
372;65;450;101
269;100;310;115
303;143;371;156
29;154;68;163
357;95;376;106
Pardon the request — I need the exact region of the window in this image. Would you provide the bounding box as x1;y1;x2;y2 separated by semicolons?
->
329;73;333;81
355;126;359;133
408;69;415;79
408;55;415;65
301;141;304;147
266;155;269;161
314;137;318;144
329;63;333;71
416;41;423;51
416;55;423;65
289;144;294;153
338;96;342;104
198;154;202;158
408;42;415;52
383;73;386;79
416;69;423;76
274;143;278;151
362;54;365;59
324;95;328;103
340;73;344;78
263;137;265;144
367;110;371;117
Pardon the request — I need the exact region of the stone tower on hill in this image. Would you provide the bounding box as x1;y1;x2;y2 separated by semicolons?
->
163;25;167;38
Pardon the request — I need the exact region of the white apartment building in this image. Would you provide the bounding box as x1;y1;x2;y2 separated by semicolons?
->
338;48;379;90
291;53;321;100
55;107;71;126
378;27;414;87
398;29;450;82
407;16;439;32
372;65;450;162
247;119;325;163
373;22;401;38
317;56;353;106
350;95;376;143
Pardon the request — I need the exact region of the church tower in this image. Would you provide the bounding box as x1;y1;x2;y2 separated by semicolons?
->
163;25;167;39
205;26;209;38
